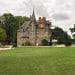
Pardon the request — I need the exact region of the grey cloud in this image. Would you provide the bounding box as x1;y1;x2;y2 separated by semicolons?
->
52;13;70;21
0;0;75;31
14;0;49;18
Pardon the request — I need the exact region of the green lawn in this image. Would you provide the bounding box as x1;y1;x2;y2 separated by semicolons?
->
0;47;75;75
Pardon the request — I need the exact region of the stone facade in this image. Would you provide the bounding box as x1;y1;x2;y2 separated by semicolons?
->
17;10;52;46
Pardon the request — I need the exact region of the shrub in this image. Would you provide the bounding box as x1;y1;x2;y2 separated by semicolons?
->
64;39;72;46
63;32;72;46
41;39;49;46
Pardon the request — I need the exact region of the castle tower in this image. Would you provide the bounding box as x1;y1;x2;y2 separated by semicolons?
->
29;9;38;45
30;9;36;22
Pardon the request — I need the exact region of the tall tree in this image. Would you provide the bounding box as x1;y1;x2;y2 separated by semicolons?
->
0;13;30;46
15;16;30;28
0;27;6;44
70;24;75;39
51;27;72;46
0;13;17;46
70;24;75;44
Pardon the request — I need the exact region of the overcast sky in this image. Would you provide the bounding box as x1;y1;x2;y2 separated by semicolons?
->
0;0;75;32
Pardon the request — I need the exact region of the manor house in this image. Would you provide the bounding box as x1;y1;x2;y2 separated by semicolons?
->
17;10;52;46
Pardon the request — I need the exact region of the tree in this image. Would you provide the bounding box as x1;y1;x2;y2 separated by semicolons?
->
15;16;30;28
0;27;6;44
0;13;16;44
63;32;72;46
51;27;72;46
70;24;75;44
0;13;30;46
51;27;64;44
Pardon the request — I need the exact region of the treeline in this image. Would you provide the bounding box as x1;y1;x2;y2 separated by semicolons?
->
0;13;74;47
0;13;30;46
50;27;72;46
41;27;72;46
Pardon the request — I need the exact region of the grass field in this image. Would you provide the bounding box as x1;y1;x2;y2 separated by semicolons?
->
0;47;75;75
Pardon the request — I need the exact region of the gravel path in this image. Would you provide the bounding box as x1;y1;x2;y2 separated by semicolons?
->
0;46;12;50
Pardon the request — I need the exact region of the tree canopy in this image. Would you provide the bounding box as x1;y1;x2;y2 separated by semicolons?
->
51;27;72;46
0;13;30;46
0;27;6;43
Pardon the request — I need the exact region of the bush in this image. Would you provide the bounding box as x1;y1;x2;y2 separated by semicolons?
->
63;32;72;46
64;39;72;46
0;27;6;43
71;39;75;44
49;42;52;46
41;39;49;46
